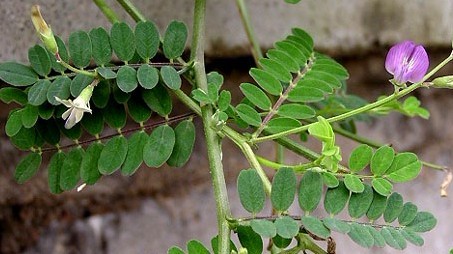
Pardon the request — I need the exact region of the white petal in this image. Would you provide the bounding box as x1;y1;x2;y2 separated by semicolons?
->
74;109;84;124
55;96;74;108
61;108;73;120
64;109;78;129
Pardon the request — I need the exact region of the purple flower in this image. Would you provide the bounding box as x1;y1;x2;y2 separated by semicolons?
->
385;40;429;84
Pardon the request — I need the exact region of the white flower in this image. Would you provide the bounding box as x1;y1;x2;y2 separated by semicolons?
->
55;84;94;129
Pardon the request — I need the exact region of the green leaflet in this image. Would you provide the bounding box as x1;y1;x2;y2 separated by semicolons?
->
277;104;315;119
321;172;339;188
11;126;36;150
47;76;71;105
237;169;265;214
250;219;277;238
81;109;104;135
35;119;60;145
274;216;300;239
142;84;172;117
28;44;51;77
117;65;138;93
386;152;422;183
70;73;94;97
0;87;27;105
92;80;110;108
348;144;373;172
163;20;188;60
80;142;103;185
187;240;210;254
398;202;418;226
381;227;407;250
5;110;23;137
265;117;301;134
259;58;292;82
167;246;184;254
110;22;136;62
298;171;322;213
347;222;374;248
135;21;160;61
366;190;387;221
137;65;158;89
112;83;131;103
89;27;112;66
371;177;393;196
217;90;231;111
324;181;349;215
322;217;350;234
237;226;263;254
401;229;424;246
28;80;51;106
406;211;437;233
143;125;175;168
103;99;127;129
161;66;181;90
98;136;128;175
301;216;330;238
60;147;84;190
167;120;196;167
348;184;373;218
236;103;261;127
127;95;152;123
366;226;386;247
20;104;39;128
239;83;271;110
0;62;38;86
68;30;92;68
14;152;42;184
271;167;296;212
249;68;282;96
383;192;404;223
344;174;364;193
121;131;148;176
48;152;65;194
266;49;299;73
370;145;395;176
97;67;117;79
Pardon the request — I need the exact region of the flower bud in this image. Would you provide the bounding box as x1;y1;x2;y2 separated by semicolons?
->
31;5;58;55
385;40;429;85
432;76;453;89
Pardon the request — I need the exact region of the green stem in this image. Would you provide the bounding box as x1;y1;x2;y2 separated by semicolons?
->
56;55;97;77
235;0;263;66
92;0;120;23
191;1;231;253
299;234;328;254
116;0;146;22
253;52;453;143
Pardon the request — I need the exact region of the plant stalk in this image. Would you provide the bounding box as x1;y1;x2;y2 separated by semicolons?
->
116;0;146;22
235;0;263;66
92;0;120;23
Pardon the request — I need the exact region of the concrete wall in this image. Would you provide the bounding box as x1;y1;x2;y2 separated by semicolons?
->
1;1;453;253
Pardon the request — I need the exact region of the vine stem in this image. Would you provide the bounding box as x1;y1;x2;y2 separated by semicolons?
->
235;0;263;66
252;52;453;143
116;0;146;22
55;54;97;77
92;0;120;23
191;1;231;253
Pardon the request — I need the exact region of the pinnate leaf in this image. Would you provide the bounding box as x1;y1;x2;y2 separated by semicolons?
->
237;169;265;214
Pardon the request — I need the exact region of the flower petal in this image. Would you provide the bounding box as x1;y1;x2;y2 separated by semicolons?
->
61;108;73;120
385;40;416;75
55;96;74;108
64;109;78;129
406;45;429;83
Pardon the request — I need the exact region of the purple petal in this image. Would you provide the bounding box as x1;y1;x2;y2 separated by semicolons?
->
385;41;416;76
406;45;429;83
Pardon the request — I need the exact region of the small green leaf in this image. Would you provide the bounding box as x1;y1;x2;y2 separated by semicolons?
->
60;148;84;190
14;153;41;184
237;169;266;214
80;142;103;185
142;84;172;117
98;136;128;175
218;90;231;111
386;152;422;183
259;58;292;82
38;103;54;121
167;120;196;167
6;110;23;137
35;119;60;145
366;190;387;221
167;246;184;254
312;58;349;80
102;99;127;129
274;216;300;239
298;171;322;213
211;235;238;254
68;30;92;68
240;83;272;110
117;65;138;93
161;66;181;90
251;219;277;238
321;172;339;188
28;45;51;76
137;65;158;89
11;125;36;150
271;168;296;212
401;229;424;246
47;76;71;105
249;68;282;96
348;184;373;218
266;49;299;73
366;226;385;247
381;227;407;250
187;239;210;254
110;22;136;62
344;174;364;193
324;181;349;215
207;72;224;88
237;226;263;254
272;235;292;248
265;117;301;134
97;67;117;79
347;222;374;248
348;144;373;172
135;21;160;60
48;152;65;194
20;104;39;128
0;62;38;86
398;202;418;226
92;80;110;108
275;41;308;66
143;125;175;167
121;131;148;175
28;80;51;106
277;104;315;119
322;217;350;234
89;27;112;66
163;20;188;59
236;104;262;127
406;211;437;232
127;95;152;123
287;86;324;103
291;28;314;49
301;216;331;238
71;73;94;97
384;192;404;223
192;89;212;104
81;109;104;135
285;0;301;4
307;116;333;143
112;84;131;103
370;146;395;176
305;71;342;89
0;87;27;105
58;120;82;140
371;177;393;196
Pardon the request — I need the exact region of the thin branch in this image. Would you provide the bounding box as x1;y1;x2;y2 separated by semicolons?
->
116;0;146;22
92;0;120;23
